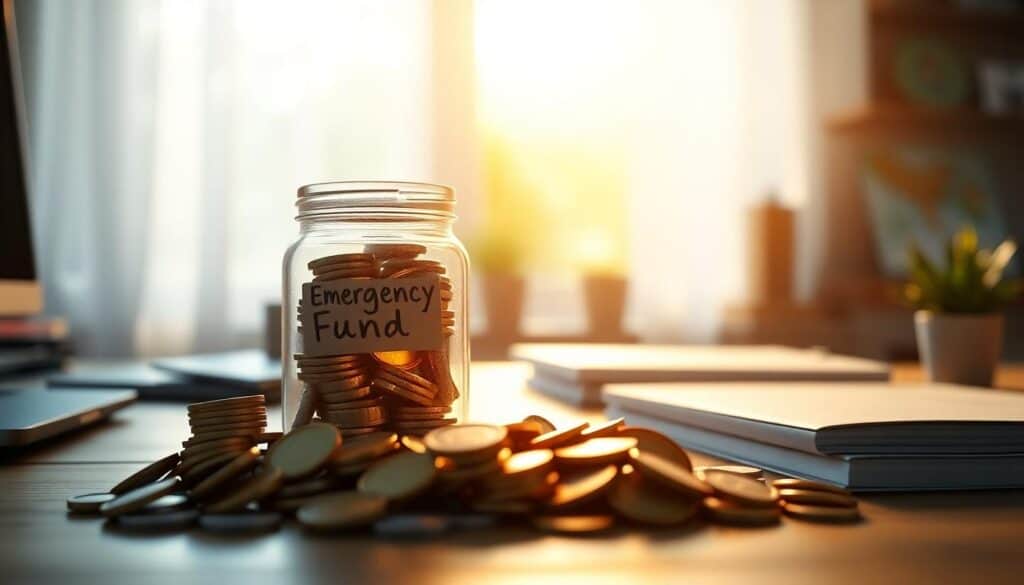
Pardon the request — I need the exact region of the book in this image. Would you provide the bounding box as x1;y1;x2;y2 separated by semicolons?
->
513;343;889;406
604;382;1024;490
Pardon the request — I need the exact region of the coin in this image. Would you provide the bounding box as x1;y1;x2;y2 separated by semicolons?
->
702;470;778;508
179;451;240;483
777;488;858;508
357;451;436;501
782;502;861;523
373;514;451;538
292;388;317;427
294;353;364;367
188;407;267;423
110;452;180;494
137;493;191;514
204;468;284;514
321;406;387;428
371;350;422;370
266;422;342;480
770;478;852;496
180;437;254;459
116;509;199;532
523;414;556;434
189;447;261;500
392;419;457;434
530;422;589;450
67;492;117;514
296;491;388;531
504;421;544;448
608;469;700;526
400;435;427;454
297;363;367;376
616;426;692;471
372;379;435;406
532;515;615;534
547;464;618;509
188;395;265;414
629;450;713;499
188;421;266;436
317;385;373;404
703;496;781;526
199;512;283;534
696;465;762;480
307;253;375;270
554;437;637;467
322;398;385;411
579;417;625;439
182;429;261;446
364;243;427;259
100;476;182;517
277;476;344;499
424;424;508;464
503;449;555;476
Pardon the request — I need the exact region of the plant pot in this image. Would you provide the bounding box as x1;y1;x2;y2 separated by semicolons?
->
482;273;525;339
583;274;627;338
914;310;1004;387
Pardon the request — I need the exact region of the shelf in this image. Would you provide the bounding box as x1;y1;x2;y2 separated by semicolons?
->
827;105;1024;138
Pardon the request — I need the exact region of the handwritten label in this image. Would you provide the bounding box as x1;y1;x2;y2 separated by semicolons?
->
300;275;442;357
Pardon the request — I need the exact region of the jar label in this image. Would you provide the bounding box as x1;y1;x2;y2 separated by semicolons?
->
299;275;443;356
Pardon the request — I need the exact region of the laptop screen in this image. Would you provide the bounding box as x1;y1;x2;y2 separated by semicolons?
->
0;3;34;282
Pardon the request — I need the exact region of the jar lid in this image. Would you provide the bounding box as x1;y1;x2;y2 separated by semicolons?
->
296;181;455;218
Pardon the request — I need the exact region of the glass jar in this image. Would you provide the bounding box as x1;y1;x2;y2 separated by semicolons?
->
281;181;469;436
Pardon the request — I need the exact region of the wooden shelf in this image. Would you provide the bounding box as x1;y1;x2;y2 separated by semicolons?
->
827;105;1024;137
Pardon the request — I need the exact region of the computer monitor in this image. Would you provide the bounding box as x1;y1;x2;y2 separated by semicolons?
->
0;0;41;316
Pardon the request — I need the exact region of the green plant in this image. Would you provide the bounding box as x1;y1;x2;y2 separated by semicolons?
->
904;226;1022;313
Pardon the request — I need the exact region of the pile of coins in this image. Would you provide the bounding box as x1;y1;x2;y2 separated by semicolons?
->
292;244;459;435
67;396;863;535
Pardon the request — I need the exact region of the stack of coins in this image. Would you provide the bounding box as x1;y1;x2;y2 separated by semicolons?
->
177;396;268;485
70;399;864;536
292;244;461;436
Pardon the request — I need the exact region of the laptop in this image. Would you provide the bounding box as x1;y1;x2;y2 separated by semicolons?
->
0;2;135;446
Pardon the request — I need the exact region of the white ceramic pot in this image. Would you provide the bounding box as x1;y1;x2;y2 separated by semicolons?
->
914;311;1004;387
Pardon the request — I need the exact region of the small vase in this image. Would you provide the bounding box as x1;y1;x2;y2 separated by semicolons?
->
914;310;1004;387
583;274;627;338
483;273;524;339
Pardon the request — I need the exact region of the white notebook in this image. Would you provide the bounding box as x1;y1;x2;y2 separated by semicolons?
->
514;344;889;406
603;382;1024;455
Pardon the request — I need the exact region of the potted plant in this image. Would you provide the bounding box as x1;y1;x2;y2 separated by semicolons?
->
468;229;530;339
904;227;1021;386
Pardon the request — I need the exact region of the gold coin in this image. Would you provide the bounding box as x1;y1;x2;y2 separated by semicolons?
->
331;431;400;466
277;476;344;500
424;424;508;461
188;420;265;434
503;449;555;476
696;465;762;480
554;437;637;467
311;260;376;275
297;363;367;375
371;379;435;406
293;354;364;366
322;398;384;412
504;421;544;448
187;406;267;421
702;470;778;508
357;451;436;501
782;502;861;523
180;437;254;458
391;411;448;422
530;422;589;450
178;451;240;483
608;469;700;526
340;426;386;437
616;426;692;471
523;414;556;434
110;452;180;494
777;488;858;508
629;450;713;498
703;496;781;526
266;422;342;480
298;371;370;384
316;385;373;404
189;447;261;500
321;406;387;428
771;478;852;496
363;243;427;259
100;476;181;517
579;417;625;439
371;350;422;370
374;368;438;396
307;253;375;270
392;419;458;434
187;395;265;414
547;464;618;509
531;515;615;534
296;491;389;531
400;435;427;454
182;429;261;446
204;468;284;514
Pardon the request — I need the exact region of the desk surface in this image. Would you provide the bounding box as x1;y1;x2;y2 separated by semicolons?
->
2;362;1023;584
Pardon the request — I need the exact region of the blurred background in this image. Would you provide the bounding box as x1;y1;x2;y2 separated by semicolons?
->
9;0;1024;360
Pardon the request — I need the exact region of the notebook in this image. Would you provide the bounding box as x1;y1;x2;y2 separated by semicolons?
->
512;343;890;406
604;382;1024;490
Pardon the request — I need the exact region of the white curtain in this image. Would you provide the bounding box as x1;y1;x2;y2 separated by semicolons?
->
22;0;433;356
20;0;814;356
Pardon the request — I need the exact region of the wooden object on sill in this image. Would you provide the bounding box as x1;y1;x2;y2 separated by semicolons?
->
747;199;794;306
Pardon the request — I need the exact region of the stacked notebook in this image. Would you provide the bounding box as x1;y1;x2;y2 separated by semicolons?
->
512;343;889;406
604;382;1024;491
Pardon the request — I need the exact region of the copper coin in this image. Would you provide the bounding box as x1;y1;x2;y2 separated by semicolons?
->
530;422;589;450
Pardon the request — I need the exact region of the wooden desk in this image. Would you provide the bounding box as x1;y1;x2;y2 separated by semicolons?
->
1;362;1022;583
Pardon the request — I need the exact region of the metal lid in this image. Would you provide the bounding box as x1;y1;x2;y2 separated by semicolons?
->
296;180;455;217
